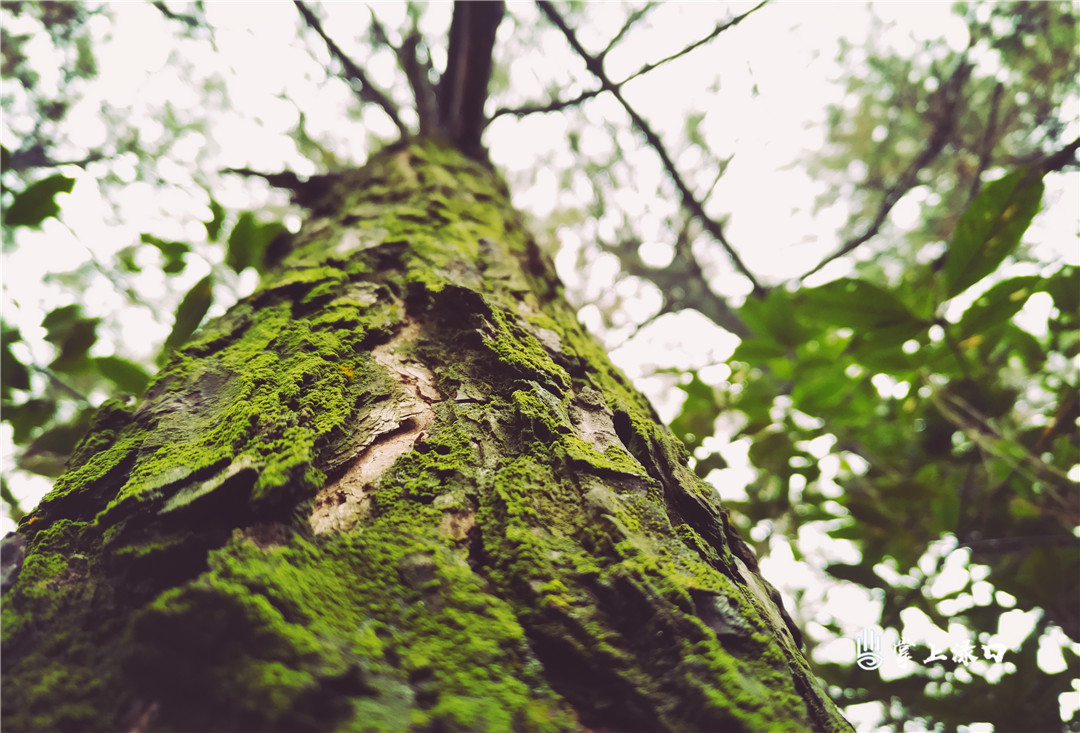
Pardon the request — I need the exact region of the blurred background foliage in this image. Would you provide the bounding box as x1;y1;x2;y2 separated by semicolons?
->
1;1;1077;730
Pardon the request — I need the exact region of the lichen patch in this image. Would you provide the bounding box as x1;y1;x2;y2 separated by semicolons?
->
309;319;443;535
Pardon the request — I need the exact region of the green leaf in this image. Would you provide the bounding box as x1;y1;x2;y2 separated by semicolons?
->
669;373;721;451
1;477;25;522
18;409;94;477
4;174;75;228
1043;265;1079;318
956;275;1041;340
799;278;921;330
93;356;151;394
225;212;285;274
162;275;213;359
824;562;884;588
739;289;806;348
3;398;56;443
1;322;30;398
942;169;1044;298
205;197;226;241
41;305;99;371
140;233;189;274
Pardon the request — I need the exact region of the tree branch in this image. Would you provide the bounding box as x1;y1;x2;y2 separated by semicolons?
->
293;0;408;138
366;8;439;136
615;2;766;87
799;59;972;282
599;2;658;60
438;0;505;160
537;0;766;297
489;87;603;125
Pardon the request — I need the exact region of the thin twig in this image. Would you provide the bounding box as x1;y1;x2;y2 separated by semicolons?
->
967;82;1003;204
599;2;658;60
799;59;972;282
489;87;604;125
293;0;408;137
537;0;766;297
616;2;766;87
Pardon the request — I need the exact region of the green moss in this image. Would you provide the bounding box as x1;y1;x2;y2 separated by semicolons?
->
2;140;848;733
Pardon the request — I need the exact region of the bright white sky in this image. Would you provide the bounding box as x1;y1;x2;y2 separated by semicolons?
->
2;3;1077;726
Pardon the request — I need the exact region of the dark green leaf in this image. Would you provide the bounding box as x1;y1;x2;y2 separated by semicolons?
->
205;198;226;241
93;356;151;394
3;398;56;443
225;212;285;274
956;275;1041;340
162;275;213;359
824;562;884;588
140;233;189;274
41;305;99;371
18;409;94;477
739;289;806;348
942;170;1044;298
1043;265;1079;318
799;278;921;330
1;322;30;397
4;174;75;227
1;477;25;522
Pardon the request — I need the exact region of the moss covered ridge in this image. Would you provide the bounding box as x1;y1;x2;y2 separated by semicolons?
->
1;140;852;732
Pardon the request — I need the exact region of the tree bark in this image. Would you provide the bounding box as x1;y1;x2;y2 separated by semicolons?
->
1;140;852;733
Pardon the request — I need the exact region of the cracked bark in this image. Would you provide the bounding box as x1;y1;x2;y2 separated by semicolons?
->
1;140;852;733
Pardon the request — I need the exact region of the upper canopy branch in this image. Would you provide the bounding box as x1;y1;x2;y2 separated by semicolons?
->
293;0;408;138
537;0;766;297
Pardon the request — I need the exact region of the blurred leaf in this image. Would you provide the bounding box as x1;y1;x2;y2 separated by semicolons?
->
739;289;806;349
205;197;225;241
4;174;75;228
1;322;30;397
41;304;99;371
93;356;151;394
670;373;721;451
226;212;285;274
1043;264;1079;318
825;562;884;587
0;477;25;521
140;233;189;274
17;409;93;477
3;398;56;443
956;275;1040;339
942;169;1044;298
693;453;728;478
116;245;142;273
799;278;922;330
161;275;213;360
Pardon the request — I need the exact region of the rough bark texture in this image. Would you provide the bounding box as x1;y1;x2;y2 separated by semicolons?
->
1;141;853;733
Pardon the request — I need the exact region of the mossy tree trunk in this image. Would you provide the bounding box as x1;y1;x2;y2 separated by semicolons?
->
2;140;852;733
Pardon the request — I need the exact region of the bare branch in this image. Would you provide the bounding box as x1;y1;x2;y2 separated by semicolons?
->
293;0;408;137
366;7;439;135
599;2;658;60
1034;135;1080;173
799;59;972;282
615;2;766;87
599;230;752;339
537;0;766;297
489;87;603;125
967;82;1003;203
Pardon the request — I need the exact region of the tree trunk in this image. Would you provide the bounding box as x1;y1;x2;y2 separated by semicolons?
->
1;140;852;733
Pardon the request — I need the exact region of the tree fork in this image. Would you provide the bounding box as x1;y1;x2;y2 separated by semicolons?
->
1;140;852;733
